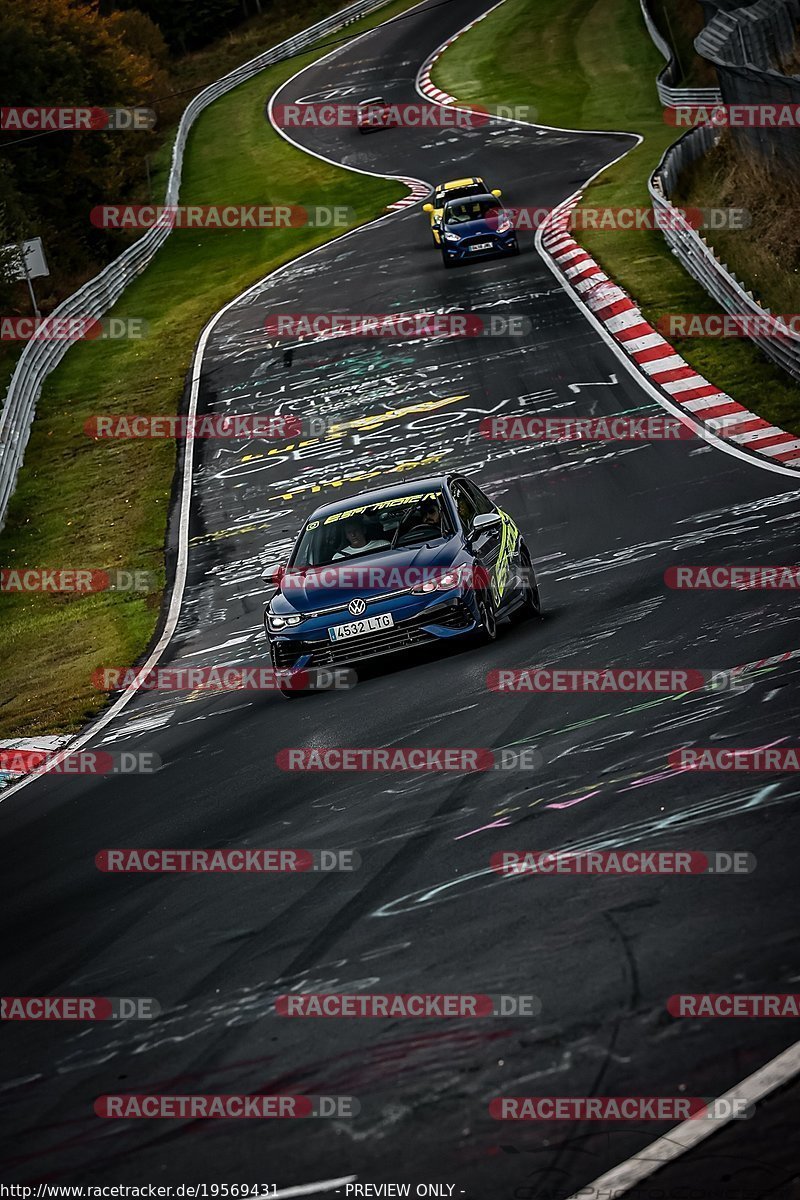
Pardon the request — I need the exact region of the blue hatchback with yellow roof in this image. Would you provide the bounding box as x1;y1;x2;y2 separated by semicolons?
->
423;176;501;245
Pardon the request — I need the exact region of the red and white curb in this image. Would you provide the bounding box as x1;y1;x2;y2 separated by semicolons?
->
730;646;797;685
418;52;456;104
417;11;492;105
541;197;800;471
739;648;797;675
386;176;432;211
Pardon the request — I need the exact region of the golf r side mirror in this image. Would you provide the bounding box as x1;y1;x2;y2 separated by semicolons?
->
491;189;502;198
422;203;434;213
472;512;502;533
261;561;286;587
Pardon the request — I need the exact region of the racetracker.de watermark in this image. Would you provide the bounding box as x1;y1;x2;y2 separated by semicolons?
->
95;848;359;872
84;414;329;439
489;1097;752;1120
1;996;159;1020
670;747;800;771
505;206;748;231
275;993;540;1017
0;317;147;342
491;850;756;875
1;568;155;593
666;103;800;127
273;101;538;126
657;313;800;339
276;564;491;593
0;750;160;776
481;416;694;441
668;993;800;1017
90;205;352;230
272;101;491;127
92;666;355;693
488;668;719;693
275;747;543;771
264;312;531;339
1;106;155;131
95;1094;359;1118
665;565;800;589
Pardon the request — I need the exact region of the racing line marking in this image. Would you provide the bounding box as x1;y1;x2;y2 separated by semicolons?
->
567;375;618;392
271;1177;358;1198
563;1038;800;1199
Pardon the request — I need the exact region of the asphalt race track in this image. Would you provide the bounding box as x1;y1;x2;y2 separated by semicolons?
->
3;0;800;1195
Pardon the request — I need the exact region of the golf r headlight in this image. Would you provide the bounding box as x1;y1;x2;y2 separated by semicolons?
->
268;612;303;630
412;566;466;594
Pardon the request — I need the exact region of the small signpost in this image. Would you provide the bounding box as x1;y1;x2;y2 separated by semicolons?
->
1;237;49;317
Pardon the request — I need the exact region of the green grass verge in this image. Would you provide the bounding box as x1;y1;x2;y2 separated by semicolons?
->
432;0;800;432
0;0;420;741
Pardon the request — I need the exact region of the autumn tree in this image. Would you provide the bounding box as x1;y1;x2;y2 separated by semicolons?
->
0;0;167;289
98;0;250;53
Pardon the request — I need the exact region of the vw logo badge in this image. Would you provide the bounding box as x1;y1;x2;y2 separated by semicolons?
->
348;597;366;617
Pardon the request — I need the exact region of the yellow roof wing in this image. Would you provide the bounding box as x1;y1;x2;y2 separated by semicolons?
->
442;176;481;190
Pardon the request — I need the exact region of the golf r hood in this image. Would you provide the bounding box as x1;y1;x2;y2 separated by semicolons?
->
271;538;462;614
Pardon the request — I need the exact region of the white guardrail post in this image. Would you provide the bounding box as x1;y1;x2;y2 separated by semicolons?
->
0;0;391;529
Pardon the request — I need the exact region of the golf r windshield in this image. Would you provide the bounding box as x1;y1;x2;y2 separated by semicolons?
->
290;491;454;568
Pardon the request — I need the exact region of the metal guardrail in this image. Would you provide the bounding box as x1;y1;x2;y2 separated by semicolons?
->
649;125;800;382
698;0;800;71
696;0;800;172
644;0;800;383
639;0;722;106
0;0;392;531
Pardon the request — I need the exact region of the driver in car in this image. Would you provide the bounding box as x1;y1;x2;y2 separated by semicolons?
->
333;516;389;559
419;498;444;533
